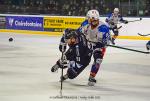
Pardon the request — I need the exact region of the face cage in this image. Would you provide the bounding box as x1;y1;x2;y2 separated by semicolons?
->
89;18;99;26
67;37;77;45
114;11;119;14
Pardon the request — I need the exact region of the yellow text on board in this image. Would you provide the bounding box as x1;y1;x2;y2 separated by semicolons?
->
44;17;85;29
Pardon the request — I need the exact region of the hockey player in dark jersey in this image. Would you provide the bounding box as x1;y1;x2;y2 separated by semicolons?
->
51;29;92;81
137;33;150;50
146;41;150;50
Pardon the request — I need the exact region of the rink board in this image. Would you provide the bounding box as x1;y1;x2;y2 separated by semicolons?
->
0;14;150;40
0;29;150;40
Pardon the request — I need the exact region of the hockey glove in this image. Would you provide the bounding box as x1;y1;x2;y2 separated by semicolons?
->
59;44;66;52
110;21;115;25
124;20;128;24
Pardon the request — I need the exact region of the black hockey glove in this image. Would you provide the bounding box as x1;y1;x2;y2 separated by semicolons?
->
57;59;68;69
124;20;128;24
110;21;115;25
59;44;66;52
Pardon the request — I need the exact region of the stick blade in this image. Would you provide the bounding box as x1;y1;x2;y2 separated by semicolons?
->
137;33;143;36
137;33;150;36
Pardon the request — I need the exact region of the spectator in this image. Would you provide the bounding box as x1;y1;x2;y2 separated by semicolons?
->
0;0;150;16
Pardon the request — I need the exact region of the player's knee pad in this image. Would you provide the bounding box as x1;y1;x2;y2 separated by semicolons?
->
95;58;102;64
93;50;103;60
90;58;102;76
67;68;78;79
93;58;102;67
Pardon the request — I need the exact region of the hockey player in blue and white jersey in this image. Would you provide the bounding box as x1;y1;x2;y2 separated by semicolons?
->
79;10;111;86
106;8;128;45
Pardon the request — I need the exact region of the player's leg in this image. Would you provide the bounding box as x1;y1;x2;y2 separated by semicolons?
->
60;61;76;81
88;48;106;86
61;61;87;81
111;25;118;45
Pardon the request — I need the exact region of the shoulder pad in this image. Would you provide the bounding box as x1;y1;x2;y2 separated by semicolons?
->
81;20;88;27
98;25;109;33
108;13;112;18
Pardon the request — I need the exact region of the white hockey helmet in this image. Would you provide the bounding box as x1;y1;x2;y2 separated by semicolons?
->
114;8;119;14
86;9;100;20
86;10;92;19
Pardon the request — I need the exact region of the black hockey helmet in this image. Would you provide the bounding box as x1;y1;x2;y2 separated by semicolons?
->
64;28;78;39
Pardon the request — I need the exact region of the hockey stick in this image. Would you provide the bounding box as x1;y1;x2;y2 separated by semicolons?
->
60;45;66;96
107;44;150;54
127;17;142;23
118;18;142;24
109;26;122;30
117;26;122;29
137;33;150;36
87;37;149;54
60;52;64;96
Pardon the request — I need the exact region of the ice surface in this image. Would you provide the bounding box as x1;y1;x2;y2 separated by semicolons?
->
0;32;150;101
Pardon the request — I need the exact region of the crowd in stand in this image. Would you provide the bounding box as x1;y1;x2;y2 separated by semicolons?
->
0;0;150;16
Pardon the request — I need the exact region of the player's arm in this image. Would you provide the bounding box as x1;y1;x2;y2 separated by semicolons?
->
77;20;88;34
59;28;78;52
98;25;111;47
119;15;128;24
59;35;67;52
105;13;111;23
105;13;114;25
59;29;72;52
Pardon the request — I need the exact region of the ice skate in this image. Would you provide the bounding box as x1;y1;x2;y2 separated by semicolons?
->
88;76;97;86
111;38;115;45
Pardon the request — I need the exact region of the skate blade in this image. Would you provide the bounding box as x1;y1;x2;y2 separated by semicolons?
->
88;82;96;86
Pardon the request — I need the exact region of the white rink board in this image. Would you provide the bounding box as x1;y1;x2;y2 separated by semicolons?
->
1;14;150;37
